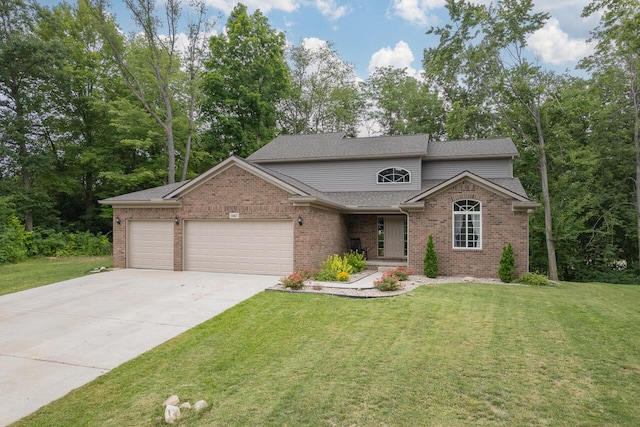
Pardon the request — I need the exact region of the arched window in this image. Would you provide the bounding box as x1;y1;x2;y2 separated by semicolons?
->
377;167;411;184
453;200;481;249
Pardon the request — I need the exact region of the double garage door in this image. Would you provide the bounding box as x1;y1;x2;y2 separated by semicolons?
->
128;220;293;275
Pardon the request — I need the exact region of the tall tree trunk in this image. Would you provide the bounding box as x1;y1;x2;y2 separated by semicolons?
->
536;118;559;280
165;104;175;184
14;94;34;231
633;69;640;266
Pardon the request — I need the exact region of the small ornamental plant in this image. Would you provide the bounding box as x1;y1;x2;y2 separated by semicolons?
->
374;275;399;292
280;272;306;290
392;266;410;281
344;250;366;273
517;272;551;286
498;243;515;283
336;271;350;282
423;234;438;278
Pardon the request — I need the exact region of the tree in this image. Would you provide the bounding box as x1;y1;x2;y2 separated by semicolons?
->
280;40;363;136
202;3;289;160
89;0;183;184
581;0;640;266
365;66;445;138
498;243;515;282
0;0;64;231
423;235;439;278
424;0;559;280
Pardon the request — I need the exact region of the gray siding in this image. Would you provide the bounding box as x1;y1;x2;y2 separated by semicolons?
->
263;158;421;192
422;159;512;179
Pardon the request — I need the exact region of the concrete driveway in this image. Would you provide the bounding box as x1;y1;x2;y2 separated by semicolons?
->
0;269;276;426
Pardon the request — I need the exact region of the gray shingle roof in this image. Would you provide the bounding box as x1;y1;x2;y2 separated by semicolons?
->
247;133;430;162
427;138;518;158
101;181;190;202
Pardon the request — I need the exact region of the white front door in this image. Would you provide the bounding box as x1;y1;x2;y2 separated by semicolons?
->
384;216;406;258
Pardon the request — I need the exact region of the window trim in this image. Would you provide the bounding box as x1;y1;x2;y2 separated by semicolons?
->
377;167;411;184
452;199;482;250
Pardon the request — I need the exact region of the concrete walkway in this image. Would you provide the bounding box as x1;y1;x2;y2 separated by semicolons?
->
0;269;275;426
312;271;383;289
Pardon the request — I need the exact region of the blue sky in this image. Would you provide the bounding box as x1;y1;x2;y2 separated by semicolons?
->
38;1;598;80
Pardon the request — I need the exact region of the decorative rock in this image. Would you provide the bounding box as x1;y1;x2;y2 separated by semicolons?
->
463;276;475;282
179;402;192;409
163;395;180;407
164;405;181;424
193;400;208;412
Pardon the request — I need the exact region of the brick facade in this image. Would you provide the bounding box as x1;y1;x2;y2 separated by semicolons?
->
112;167;529;279
112;165;347;272
407;179;529;278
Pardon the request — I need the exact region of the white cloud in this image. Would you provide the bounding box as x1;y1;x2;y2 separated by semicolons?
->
391;0;445;26
302;36;328;51
527;18;595;65
205;0;299;14
368;40;421;78
314;0;348;20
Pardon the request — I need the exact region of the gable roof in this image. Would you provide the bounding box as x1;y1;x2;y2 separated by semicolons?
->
247;133;430;163
427;138;519;159
99;181;189;205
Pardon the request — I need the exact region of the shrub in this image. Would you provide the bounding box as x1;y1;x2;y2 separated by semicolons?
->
280;272;306;290
423;235;438;278
336;271;350;282
391;267;409;281
0;216;28;264
314;269;338;282
321;254;353;275
518;272;551;286
343;250;366;273
374;276;400;291
498;243;515;283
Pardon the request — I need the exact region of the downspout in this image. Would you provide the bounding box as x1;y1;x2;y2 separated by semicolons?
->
396;205;410;268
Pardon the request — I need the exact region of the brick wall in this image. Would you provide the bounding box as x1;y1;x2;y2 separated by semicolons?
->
347;215;379;260
111;164;347;272
407;179;530;278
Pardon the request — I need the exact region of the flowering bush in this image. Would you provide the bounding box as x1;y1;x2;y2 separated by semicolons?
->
280;272;306;290
374;276;399;292
321;254;353;275
336;271;350;282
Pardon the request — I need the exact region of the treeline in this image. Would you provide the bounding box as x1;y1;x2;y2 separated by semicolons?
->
1;0;638;282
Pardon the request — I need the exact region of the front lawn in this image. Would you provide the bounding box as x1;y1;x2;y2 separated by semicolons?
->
14;281;640;426
0;256;112;296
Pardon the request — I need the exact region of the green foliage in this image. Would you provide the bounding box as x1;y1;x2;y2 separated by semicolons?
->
518;272;551;286
321;254;353;275
423;235;438;278
343;250;366;273
314;269;338;282
0;216;28;264
391;267;410;281
314;254;354;282
498;243;515;283
202;3;290;158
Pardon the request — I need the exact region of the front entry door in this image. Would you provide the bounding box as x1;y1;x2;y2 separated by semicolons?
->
384;216;406;258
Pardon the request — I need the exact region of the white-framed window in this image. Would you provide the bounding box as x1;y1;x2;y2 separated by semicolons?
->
453;200;481;249
377;167;411;184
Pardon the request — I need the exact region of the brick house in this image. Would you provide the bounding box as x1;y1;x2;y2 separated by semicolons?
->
100;133;538;278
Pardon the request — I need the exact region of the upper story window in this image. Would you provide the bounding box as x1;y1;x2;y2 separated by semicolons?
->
377;167;411;184
453;200;481;249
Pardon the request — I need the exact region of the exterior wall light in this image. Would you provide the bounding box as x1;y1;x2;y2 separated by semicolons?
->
174;216;180;225
115;216;121;225
297;215;303;226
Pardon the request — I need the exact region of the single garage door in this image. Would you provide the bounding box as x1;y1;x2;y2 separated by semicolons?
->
128;220;174;270
184;220;293;275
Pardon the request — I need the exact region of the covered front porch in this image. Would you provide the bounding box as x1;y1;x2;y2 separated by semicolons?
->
347;214;408;269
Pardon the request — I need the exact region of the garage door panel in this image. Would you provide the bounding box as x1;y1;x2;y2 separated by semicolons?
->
128;221;174;270
184;220;293;275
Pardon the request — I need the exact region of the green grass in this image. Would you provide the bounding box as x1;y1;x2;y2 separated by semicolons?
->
0;256;113;296
14;281;640;426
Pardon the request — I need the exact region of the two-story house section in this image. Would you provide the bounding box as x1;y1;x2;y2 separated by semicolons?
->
101;133;538;278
